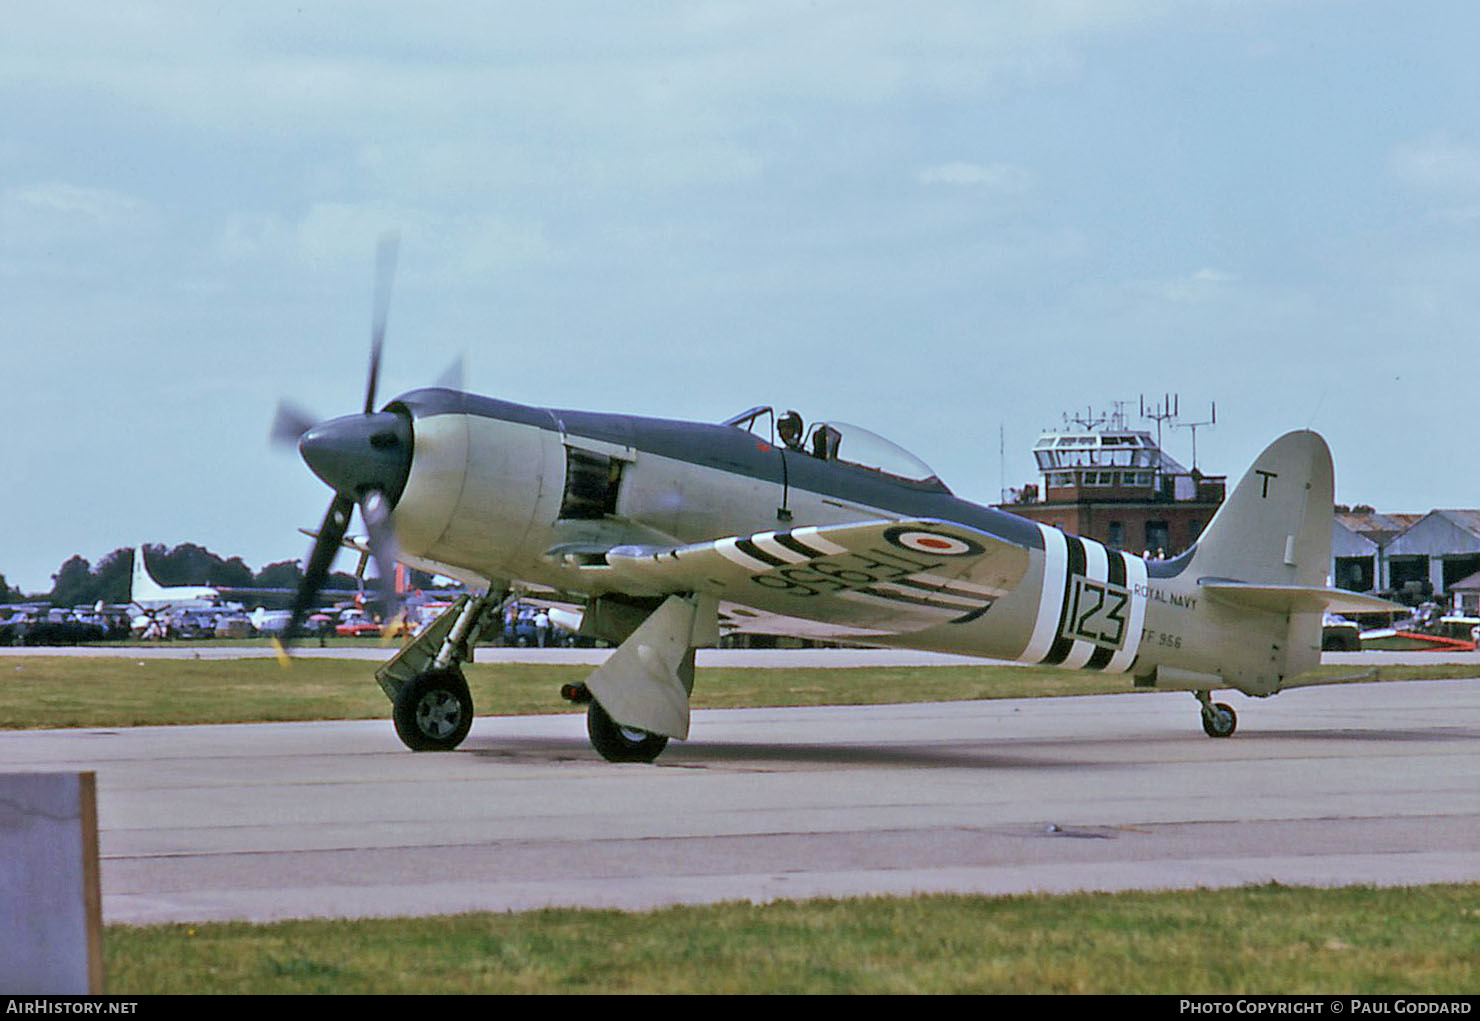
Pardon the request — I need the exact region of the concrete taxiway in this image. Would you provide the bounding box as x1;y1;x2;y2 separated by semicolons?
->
2;668;1477;925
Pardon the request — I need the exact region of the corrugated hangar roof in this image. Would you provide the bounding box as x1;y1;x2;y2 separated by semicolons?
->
1335;511;1424;544
1386;509;1480;556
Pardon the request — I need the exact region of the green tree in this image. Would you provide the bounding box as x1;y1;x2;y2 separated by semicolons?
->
50;555;98;607
210;556;255;589
94;549;134;604
140;543;253;590
254;560;303;589
0;573;25;602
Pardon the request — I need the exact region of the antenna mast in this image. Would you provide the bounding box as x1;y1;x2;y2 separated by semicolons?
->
1170;402;1217;472
1140;393;1178;490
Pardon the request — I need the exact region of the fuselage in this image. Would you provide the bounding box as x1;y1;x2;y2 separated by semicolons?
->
324;388;1306;696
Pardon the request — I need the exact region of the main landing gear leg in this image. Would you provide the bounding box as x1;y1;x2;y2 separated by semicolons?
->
376;590;508;751
576;593;715;764
1195;690;1237;738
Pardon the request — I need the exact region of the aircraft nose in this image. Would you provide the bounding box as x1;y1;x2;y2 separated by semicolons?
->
298;410;414;504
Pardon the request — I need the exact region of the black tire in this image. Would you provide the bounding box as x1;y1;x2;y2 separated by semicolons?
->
587;699;669;763
1201;701;1237;738
393;668;474;751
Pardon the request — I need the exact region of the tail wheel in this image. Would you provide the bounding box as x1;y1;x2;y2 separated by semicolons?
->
393;668;474;751
587;699;669;763
1201;701;1237;738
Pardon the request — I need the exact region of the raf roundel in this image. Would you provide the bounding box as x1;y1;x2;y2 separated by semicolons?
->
883;527;985;557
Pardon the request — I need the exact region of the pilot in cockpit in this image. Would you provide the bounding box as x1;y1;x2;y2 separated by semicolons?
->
778;410;805;451
810;423;840;460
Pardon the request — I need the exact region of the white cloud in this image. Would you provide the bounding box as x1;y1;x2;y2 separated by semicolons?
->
918;161;1033;193
0;182;157;276
1147;267;1239;304
0;2;1197;149
1390;138;1480;222
1391;138;1480;195
215;201;555;278
3;182;149;230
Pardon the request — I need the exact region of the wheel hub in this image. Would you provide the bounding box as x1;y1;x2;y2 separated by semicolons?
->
416;690;462;739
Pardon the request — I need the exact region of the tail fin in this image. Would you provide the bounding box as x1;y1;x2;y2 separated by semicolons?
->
1177;432;1403;687
131;545;166;603
1184;430;1348;683
1185;430;1334;589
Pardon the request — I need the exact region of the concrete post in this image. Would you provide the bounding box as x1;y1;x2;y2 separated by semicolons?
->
0;772;104;994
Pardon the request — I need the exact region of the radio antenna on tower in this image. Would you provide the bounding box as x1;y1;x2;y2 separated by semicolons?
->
1171;402;1217;472
1140;393;1178;486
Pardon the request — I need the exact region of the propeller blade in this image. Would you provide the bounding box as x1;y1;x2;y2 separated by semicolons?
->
364;231;401;414
269;401;319;448
360;488;402;633
434;354;464;392
277;493;355;660
279;235;406;662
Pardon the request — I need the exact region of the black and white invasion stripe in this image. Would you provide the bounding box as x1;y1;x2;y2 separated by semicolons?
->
1019;525;1146;673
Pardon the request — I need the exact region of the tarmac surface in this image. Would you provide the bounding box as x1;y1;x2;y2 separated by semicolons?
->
2;648;1477;925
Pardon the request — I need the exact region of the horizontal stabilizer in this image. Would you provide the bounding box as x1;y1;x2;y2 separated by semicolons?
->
1200;581;1406;616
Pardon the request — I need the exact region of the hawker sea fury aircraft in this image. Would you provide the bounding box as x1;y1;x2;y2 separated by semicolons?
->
272;245;1397;762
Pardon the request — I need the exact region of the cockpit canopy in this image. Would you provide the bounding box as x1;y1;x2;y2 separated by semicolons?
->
723;406;950;492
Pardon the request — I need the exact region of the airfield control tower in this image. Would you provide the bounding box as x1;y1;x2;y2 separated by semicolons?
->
997;398;1225;558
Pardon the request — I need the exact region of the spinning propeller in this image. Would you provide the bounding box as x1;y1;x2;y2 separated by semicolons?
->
271;234;414;654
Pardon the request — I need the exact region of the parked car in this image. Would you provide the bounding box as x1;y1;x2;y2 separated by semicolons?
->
213;615;253;639
2;614;108;646
336;617;381;638
1320;614;1361;651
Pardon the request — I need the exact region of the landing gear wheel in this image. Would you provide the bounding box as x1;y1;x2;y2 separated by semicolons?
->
393;668;474;751
1201;701;1237;738
587;699;669;763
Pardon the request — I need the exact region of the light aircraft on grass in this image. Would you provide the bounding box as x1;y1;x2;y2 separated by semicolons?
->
272;239;1399;762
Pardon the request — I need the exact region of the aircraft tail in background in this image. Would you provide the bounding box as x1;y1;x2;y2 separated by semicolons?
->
129;545;224;609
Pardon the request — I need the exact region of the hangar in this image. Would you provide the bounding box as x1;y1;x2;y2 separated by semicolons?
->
1330;508;1480;603
1331;509;1424;596
1379;509;1480;602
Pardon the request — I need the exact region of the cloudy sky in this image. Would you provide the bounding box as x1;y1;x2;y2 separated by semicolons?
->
3;1;1477;594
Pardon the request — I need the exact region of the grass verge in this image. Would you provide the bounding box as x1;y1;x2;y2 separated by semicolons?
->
2;656;1474;729
103;883;1480;994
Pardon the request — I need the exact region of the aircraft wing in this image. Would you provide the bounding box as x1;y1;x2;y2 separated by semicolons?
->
599;519;1031;636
